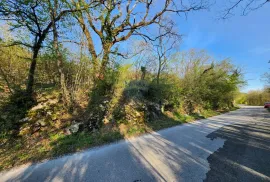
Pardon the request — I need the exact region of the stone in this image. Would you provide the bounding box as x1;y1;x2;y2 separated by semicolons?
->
103;117;109;124
47;99;58;105
55;120;62;129
135;111;141;117
37;119;47;127
30;103;45;111
32;125;41;133
68;122;83;134
19;117;30;123
64;128;72;135
19;126;31;136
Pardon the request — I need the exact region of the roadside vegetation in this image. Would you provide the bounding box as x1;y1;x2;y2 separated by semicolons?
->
0;45;241;170
1;0;265;171
235;88;270;106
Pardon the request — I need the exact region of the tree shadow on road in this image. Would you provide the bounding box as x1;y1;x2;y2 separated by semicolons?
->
204;107;270;182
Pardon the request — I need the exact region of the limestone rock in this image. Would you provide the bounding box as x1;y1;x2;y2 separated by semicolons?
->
30;103;45;111
37;119;47;127
19;117;30;123
67;122;83;134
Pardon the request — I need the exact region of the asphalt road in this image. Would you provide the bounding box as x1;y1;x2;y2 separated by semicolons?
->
205;106;270;182
0;106;269;182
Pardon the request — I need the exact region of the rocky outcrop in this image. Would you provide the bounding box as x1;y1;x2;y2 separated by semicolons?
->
65;121;84;135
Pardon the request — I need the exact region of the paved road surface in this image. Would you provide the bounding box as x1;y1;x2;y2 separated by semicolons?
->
205;106;270;182
0;106;269;182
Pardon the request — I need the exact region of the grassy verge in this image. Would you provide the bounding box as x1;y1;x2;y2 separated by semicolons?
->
0;129;123;171
0;107;237;171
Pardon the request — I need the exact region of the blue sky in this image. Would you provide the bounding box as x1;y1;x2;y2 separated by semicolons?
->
175;4;270;92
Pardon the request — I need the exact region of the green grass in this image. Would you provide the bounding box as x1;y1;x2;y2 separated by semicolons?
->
200;109;219;118
147;108;233;131
146;111;207;131
147;118;185;131
50;131;123;156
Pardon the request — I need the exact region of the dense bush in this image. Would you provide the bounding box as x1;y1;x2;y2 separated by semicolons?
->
245;89;270;106
148;75;182;109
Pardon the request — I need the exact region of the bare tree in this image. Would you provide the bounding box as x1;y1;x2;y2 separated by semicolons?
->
222;0;270;18
131;40;156;79
261;60;270;86
130;17;180;84
152;18;181;84
69;0;208;80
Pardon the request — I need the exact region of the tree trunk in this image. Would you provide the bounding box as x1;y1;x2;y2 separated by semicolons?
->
157;57;162;111
86;45;112;130
157;55;164;85
51;0;71;106
77;16;98;75
157;62;161;85
99;49;110;79
26;48;39;95
98;43;112;80
141;66;146;80
54;32;70;106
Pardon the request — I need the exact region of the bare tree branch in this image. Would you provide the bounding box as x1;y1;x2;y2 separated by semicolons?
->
222;0;270;18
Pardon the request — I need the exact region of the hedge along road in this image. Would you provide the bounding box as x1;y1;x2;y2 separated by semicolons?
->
0;106;269;182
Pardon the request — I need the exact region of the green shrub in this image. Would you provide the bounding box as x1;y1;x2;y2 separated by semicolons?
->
123;80;149;101
148;76;182;110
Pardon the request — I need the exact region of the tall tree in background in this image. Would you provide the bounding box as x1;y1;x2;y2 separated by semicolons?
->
48;0;71;105
261;61;270;91
152;18;180;84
